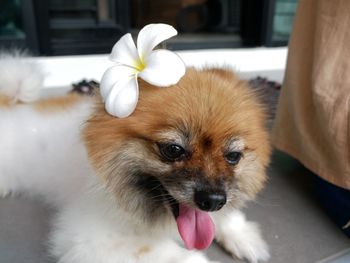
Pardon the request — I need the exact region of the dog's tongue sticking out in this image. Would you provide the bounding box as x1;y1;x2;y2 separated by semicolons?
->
176;204;215;250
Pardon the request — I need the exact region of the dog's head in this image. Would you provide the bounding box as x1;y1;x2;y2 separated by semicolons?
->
84;68;270;248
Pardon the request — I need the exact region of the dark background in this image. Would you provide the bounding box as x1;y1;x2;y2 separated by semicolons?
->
0;0;298;56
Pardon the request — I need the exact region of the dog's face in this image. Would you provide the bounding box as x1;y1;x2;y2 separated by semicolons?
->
84;68;270;230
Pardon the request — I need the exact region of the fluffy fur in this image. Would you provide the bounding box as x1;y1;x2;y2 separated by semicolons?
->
0;58;271;263
0;51;44;104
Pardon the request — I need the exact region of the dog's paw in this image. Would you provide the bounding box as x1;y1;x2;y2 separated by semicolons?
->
217;223;270;263
215;211;270;263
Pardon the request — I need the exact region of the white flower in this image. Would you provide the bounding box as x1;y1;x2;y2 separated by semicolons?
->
100;23;186;118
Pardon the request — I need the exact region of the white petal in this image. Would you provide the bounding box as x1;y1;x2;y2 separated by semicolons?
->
100;65;137;101
137;24;177;60
105;76;139;118
109;33;140;67
139;50;186;86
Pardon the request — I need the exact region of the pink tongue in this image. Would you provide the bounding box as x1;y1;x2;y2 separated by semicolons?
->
176;204;215;250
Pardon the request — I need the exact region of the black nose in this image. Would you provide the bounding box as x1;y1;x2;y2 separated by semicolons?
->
194;191;227;211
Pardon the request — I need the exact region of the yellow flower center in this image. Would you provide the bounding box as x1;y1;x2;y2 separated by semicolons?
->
135;58;146;72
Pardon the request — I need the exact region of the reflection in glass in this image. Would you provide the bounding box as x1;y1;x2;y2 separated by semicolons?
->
0;0;25;39
272;0;297;42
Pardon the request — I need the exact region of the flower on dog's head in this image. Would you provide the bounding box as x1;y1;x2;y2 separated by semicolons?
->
100;23;186;118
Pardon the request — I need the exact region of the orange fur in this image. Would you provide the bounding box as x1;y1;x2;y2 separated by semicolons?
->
134;245;152;258
34;93;87;113
1;93;88;113
0;95;12;107
84;68;271;200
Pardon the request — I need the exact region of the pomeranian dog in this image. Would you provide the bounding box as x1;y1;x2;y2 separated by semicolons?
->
0;56;270;263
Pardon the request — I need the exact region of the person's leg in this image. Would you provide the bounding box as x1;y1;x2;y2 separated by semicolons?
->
314;176;350;238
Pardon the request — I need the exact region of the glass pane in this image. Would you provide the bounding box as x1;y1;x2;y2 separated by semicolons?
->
0;0;25;39
272;0;298;42
49;0;97;21
50;0;96;9
131;0;240;32
130;0;241;50
97;0;114;23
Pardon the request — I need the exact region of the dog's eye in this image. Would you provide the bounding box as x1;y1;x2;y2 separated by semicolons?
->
159;144;185;161
225;151;242;165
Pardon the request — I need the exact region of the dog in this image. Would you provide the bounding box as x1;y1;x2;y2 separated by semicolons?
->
0;56;271;263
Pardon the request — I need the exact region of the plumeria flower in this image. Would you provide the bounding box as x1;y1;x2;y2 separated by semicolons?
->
100;23;186;118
